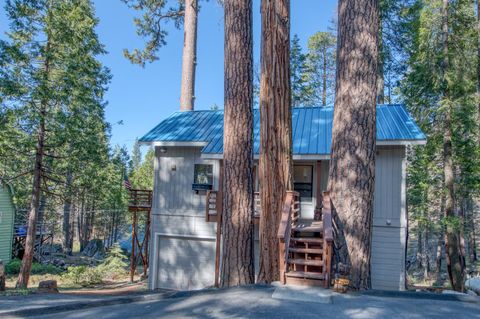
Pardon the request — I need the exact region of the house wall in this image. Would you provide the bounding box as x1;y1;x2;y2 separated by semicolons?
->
149;147;218;290
149;145;407;291
0;184;15;263
371;146;407;290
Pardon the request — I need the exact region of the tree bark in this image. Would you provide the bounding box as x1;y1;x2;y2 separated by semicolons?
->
63;171;73;255
377;9;385;104
257;0;293;284
435;232;444;284
179;0;198;111
327;0;378;290
16;63;49;289
220;0;255;287
441;0;465;292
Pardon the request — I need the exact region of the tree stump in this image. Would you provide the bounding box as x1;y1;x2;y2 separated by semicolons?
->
0;260;5;291
38;280;58;293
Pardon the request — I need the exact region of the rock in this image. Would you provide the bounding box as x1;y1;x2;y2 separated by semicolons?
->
38;280;59;293
442;289;466;295
465;277;480;295
0;260;5;292
466;290;478;296
93;250;105;260
81;239;105;258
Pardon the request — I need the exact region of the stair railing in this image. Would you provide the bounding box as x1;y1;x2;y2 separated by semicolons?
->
322;191;334;287
277;191;300;284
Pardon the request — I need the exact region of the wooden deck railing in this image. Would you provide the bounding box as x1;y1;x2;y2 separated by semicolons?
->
205;191;261;223
277;191;300;284
322;191;334;286
128;189;153;211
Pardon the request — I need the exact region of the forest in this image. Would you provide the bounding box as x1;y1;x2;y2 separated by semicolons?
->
0;0;478;295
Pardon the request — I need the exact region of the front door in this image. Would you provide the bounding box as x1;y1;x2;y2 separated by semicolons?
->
293;165;314;220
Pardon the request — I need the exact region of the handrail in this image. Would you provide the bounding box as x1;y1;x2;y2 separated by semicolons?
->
322;191;333;242
277;191;299;284
206;191;261;223
322;191;334;287
128;189;153;211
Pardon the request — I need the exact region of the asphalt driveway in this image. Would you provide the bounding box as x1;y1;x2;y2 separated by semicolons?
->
21;286;480;319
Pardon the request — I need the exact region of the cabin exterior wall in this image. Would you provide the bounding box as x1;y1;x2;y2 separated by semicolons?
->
149;146;407;291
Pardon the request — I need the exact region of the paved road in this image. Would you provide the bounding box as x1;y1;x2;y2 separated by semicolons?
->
29;286;480;319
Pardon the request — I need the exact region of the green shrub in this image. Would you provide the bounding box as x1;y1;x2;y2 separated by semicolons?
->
61;266;103;286
5;259;21;275
5;259;62;275
97;243;128;279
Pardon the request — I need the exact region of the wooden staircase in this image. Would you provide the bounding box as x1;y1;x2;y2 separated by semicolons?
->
278;192;333;288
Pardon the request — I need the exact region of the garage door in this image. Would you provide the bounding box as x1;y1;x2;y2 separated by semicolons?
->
155;235;216;290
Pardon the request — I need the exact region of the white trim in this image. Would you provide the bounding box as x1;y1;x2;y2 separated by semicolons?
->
377;140;426;146
200;153;223;160
141;141;208;147
202;154;331;160
293;154;330;160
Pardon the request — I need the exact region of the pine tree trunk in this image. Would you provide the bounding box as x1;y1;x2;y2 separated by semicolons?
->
63;171;73;255
179;0;198;111
435;232;444;284
257;0;293;284
16;38;51;289
328;0;378;290
220;0;255;287
441;0;465;292
477;0;480;116
377;11;385;104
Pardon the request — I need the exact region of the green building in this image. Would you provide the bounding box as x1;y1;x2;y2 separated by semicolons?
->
0;180;15;263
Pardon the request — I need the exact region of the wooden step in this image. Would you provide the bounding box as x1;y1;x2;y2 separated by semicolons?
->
287;258;324;266
285;271;325;280
292;224;323;233
291;237;323;244
288;247;323;254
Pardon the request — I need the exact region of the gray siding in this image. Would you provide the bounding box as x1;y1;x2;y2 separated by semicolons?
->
371;146;406;291
150;146;407;291
149;147;218;290
0;184;15;263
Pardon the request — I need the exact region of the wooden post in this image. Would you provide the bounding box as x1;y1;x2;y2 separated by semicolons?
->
315;161;323;220
214;160;223;287
130;211;137;283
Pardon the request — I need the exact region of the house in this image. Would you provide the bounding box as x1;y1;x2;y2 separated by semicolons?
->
139;104;426;291
0;180;15;263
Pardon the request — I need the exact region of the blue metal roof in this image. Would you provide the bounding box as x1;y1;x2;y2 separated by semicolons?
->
140;104;426;155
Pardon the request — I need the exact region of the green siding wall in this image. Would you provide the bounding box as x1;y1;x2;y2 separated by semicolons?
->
0;184;15;263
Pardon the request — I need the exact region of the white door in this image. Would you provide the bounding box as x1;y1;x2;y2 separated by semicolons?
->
293;165;314;220
155;235;216;290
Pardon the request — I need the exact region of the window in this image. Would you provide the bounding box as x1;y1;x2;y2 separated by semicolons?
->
193;164;213;190
293;165;313;202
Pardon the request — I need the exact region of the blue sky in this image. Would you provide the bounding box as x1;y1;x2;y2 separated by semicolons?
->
0;0;338;154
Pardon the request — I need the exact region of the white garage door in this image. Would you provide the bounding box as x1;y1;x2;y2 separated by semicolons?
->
155;235;216;290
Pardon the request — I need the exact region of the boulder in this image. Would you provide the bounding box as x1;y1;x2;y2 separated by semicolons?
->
81;239;105;258
442;289;466;295
0;260;5;292
465;277;480;295
466;290;478;296
38;280;59;293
